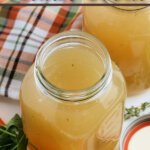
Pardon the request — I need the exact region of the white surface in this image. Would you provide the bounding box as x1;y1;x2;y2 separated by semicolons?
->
0;96;21;123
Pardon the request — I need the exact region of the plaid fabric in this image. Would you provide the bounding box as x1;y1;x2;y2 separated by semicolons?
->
0;1;82;100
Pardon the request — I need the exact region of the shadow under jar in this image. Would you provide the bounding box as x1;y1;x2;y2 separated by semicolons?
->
83;0;150;95
20;31;126;150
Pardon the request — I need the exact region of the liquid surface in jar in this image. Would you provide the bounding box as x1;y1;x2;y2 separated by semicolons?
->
42;45;104;90
128;125;150;150
20;43;126;150
83;0;150;95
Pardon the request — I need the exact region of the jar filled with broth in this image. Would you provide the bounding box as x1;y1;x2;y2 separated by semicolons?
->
20;31;126;150
83;0;150;95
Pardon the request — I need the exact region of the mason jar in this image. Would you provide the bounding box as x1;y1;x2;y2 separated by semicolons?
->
20;31;126;150
83;0;150;95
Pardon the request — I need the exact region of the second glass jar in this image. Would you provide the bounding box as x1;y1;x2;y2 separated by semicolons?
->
83;0;150;95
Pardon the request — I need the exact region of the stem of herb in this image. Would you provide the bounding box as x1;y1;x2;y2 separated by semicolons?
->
29;142;39;150
0;128;16;137
10;144;18;150
0;143;13;148
124;102;150;120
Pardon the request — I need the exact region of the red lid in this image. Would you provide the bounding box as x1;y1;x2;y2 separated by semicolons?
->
124;121;150;150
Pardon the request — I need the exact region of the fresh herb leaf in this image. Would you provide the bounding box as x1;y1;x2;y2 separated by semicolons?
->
6;114;22;130
17;134;28;150
0;114;28;150
124;102;150;120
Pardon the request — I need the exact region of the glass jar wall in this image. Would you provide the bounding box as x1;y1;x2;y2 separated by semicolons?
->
83;0;150;95
20;31;126;150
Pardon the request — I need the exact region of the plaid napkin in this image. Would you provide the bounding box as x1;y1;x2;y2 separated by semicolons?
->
0;2;82;100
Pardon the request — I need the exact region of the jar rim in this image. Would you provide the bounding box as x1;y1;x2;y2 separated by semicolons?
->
105;0;149;11
34;31;112;102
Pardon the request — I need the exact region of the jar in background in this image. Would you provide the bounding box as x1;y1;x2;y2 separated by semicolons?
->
20;31;126;150
83;0;150;95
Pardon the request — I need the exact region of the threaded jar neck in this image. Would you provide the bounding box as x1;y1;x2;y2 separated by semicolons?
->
34;31;112;102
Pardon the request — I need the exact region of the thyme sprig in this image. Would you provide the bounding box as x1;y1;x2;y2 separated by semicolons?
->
124;102;150;120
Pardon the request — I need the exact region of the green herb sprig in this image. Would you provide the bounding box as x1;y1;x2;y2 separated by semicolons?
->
0;114;38;150
0;114;28;150
124;102;150;120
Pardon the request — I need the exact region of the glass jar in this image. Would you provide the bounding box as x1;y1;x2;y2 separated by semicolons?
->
20;31;126;150
83;0;150;95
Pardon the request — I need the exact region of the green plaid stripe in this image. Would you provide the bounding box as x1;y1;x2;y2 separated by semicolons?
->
0;6;12;33
0;67;24;81
59;6;80;32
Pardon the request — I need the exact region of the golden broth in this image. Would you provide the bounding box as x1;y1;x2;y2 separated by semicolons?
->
20;32;126;150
